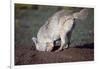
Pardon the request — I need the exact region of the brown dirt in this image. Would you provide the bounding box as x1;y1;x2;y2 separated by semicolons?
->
15;44;94;65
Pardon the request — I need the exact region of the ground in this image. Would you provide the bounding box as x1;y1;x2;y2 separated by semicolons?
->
15;43;94;65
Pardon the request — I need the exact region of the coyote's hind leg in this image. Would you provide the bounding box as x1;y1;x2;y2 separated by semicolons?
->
64;22;75;49
63;31;72;49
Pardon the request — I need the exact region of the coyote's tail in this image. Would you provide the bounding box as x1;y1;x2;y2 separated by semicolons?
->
73;9;89;20
32;37;38;46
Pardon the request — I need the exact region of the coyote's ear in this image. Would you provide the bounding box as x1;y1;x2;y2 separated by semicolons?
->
32;37;38;46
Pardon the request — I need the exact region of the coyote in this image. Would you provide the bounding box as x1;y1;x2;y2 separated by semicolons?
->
32;8;89;52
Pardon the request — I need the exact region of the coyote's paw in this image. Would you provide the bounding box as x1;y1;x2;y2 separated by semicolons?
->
63;44;69;49
55;48;62;52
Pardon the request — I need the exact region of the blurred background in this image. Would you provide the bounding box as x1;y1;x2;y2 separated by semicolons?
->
15;4;94;47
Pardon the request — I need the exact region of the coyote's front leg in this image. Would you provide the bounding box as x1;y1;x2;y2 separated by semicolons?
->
55;33;66;52
46;42;54;52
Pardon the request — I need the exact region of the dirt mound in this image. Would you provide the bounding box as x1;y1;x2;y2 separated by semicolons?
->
15;43;94;65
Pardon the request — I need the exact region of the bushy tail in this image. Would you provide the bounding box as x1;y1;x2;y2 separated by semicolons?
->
32;37;38;46
73;9;89;20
